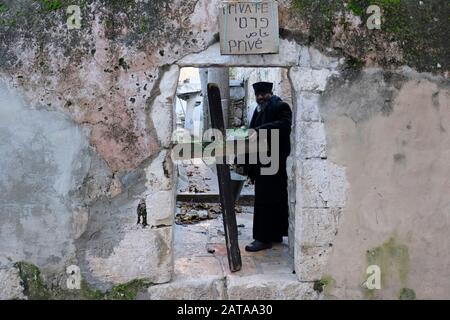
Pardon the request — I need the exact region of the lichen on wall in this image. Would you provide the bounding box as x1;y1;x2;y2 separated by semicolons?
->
0;0;214;173
288;0;449;72
13;261;150;300
366;238;410;285
0;0;207;295
364;237;410;299
399;287;416;300
0;0;447;171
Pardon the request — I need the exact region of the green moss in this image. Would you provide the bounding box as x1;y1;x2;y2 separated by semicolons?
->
0;18;15;26
0;2;8;14
346;0;404;34
40;0;63;11
291;0;403;42
364;238;410;299
14;262;51;300
105;279;149;300
13;261;150;300
79;281;105;300
347;56;365;70
0;1;14;26
56;279;150;300
54;279;150;300
348;0;401;17
291;0;449;72
366;237;410;285
108;0;136;9
139;17;148;33
399;288;416;300
292;0;343;42
49;280;103;300
313;280;323;292
351;0;447;71
313;275;336;296
347;1;364;16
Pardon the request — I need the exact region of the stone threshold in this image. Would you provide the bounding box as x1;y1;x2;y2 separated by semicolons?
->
142;273;319;300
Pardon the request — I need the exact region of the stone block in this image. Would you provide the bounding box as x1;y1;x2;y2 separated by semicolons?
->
297;92;322;122
146;190;175;227
175;256;223;278
226;274;318;300
86;226;173;285
325;287;366;300
308;47;340;70
145;150;176;227
72;208;89;240
290;67;334;93
297;46;340;70
296;208;342;246
150;65;180;148
298;121;327;159
294;244;332;282
299;159;348;208
219;256;258;276
144;276;226;300
297;45;311;68
0;267;26;300
146;150;173;191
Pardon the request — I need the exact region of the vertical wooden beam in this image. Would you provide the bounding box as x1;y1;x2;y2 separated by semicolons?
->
207;83;242;272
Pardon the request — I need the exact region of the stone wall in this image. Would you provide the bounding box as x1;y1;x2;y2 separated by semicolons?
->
0;79;176;292
0;0;449;299
321;70;450;300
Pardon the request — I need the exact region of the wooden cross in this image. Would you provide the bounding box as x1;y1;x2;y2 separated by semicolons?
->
207;83;242;272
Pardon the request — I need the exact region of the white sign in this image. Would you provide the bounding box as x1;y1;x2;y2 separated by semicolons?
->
219;1;279;55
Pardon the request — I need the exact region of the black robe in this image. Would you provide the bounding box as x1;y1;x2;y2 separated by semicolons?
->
247;95;292;243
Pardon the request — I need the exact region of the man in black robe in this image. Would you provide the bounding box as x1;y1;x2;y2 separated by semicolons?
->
244;82;292;252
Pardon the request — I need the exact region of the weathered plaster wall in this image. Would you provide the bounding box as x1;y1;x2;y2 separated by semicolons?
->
0;82;87;272
0;0;449;299
320;70;450;299
0;80;175;293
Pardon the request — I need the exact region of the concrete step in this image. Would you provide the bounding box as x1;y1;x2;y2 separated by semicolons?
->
142;273;319;300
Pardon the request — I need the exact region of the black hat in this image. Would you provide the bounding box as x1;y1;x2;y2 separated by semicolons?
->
252;82;273;95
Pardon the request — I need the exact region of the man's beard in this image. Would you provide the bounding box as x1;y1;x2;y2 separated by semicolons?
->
257;100;269;111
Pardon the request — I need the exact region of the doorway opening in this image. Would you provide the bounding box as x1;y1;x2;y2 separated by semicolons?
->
172;66;295;278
